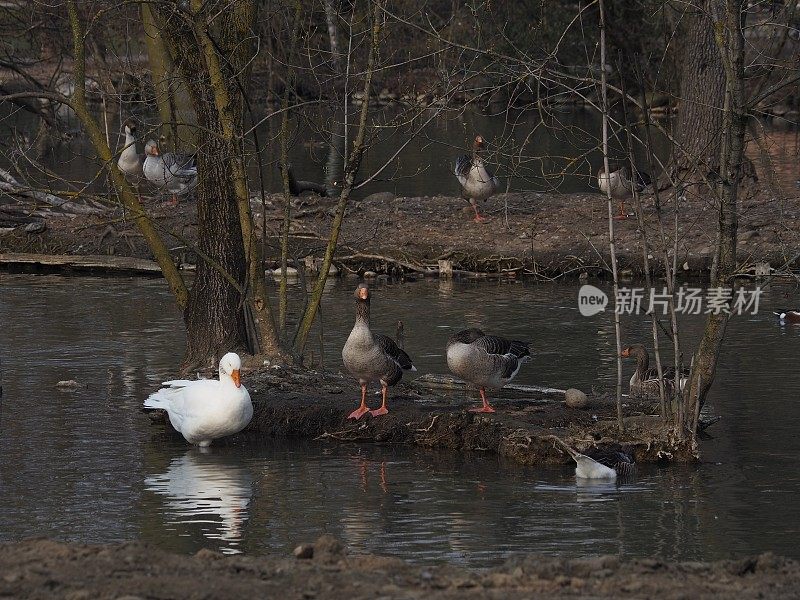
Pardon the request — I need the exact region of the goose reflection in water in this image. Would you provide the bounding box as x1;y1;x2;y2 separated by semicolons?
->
145;450;253;554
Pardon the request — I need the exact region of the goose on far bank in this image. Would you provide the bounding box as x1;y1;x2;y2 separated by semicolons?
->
620;344;688;397
117;118;144;183
455;135;500;223
143;138;197;204
774;309;800;324
342;285;416;420
446;328;530;413
597;164;652;220
143;352;252;447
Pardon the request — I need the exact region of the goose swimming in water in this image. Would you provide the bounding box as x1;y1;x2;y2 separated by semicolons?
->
774;309;800;324
548;436;635;480
455;135;500;223
620;344;688;397
342;285;416;420
597;164;652;220
446;328;530;413
143;352;252;447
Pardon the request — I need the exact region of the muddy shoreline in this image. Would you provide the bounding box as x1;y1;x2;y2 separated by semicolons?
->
146;365;697;466
2;536;798;599
2;189;797;279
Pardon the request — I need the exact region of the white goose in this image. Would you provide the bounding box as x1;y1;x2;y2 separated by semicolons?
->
117;118;144;183
143;352;253;447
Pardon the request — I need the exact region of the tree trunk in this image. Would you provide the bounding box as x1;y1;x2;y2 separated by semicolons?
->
684;0;746;438
671;0;727;178
183;133;250;370
153;0;281;369
141;4;178;148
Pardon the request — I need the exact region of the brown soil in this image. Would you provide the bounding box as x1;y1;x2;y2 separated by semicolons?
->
2;536;798;599
147;365;697;465
2;186;796;278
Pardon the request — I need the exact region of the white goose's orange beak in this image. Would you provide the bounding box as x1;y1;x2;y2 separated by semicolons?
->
231;369;241;388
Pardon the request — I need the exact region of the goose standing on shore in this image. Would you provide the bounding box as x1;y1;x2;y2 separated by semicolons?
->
117;118;144;184
143;138;197;204
455;135;500;223
446;328;530;413
143;352;252;447
342;285;416;420
597;165;651;219
620;344;688;397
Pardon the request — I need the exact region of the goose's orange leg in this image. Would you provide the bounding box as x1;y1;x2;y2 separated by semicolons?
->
471;200;492;223
348;383;370;420
613;200;627;220
469;387;496;413
370;384;389;417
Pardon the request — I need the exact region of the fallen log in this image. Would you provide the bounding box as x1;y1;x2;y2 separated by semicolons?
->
0;252;162;276
411;373;566;399
0;168;106;215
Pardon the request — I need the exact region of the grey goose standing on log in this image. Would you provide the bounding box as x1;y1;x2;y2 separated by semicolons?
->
455;135;500;223
597;164;651;220
446;328;531;413
342;285;416;420
143;138;197;205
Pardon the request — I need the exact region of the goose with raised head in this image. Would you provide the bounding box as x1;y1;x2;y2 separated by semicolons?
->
342;285;416;420
143;352;252;447
620;344;688;397
446;328;530;413
143;138;197;204
455;135;500;223
117;118;144;183
597;164;651;219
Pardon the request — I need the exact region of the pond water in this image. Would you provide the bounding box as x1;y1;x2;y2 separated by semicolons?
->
1;273;800;564
3;105;798;199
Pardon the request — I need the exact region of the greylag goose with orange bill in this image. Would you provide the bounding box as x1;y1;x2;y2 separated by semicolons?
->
455;135;500;223
620;344;688;397
342;285;416;419
446;328;530;413
597;165;651;220
143;138;197;204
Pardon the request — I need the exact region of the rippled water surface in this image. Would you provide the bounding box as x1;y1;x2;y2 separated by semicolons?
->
1;273;799;564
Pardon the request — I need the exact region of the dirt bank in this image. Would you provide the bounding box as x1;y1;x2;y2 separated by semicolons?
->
2;187;797;278
146;365;697;465
2;536;798;599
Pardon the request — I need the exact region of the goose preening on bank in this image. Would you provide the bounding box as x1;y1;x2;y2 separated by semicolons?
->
143;138;197;204
117;118;144;183
774;310;800;324
342;285;416;420
143;352;252;447
455;135;500;223
620;344;688;397
597;165;652;220
548;436;635;480
446;328;530;413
